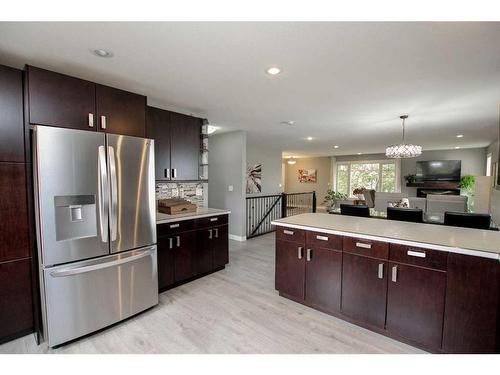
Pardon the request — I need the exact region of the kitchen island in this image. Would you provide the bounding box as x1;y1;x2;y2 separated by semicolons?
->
156;208;230;291
271;213;500;353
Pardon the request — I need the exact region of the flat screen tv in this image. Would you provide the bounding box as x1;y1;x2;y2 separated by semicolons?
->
416;160;461;182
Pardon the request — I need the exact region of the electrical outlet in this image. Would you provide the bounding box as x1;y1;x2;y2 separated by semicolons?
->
228;185;234;192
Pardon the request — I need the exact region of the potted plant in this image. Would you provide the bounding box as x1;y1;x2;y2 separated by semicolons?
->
404;174;417;184
323;190;347;211
459;175;476;212
352;187;366;200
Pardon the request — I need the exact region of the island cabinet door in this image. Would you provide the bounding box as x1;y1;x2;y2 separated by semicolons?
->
442;253;500;353
386;262;446;350
212;225;229;269
304;247;342;312
275;240;305;300
341;253;388;328
196;228;214;274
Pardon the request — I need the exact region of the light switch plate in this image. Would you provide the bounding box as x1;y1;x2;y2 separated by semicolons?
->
228;185;234;192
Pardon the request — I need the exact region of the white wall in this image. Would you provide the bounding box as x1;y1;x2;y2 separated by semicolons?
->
208;131;247;240
246;141;283;196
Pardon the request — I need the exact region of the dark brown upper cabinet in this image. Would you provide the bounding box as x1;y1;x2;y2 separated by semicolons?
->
170;111;202;181
27;65;96;131
26;66;146;137
96;84;146;137
146;106;171;180
0;65;25;162
146;106;202;181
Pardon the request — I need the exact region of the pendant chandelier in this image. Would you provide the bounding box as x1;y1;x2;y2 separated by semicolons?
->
385;115;422;158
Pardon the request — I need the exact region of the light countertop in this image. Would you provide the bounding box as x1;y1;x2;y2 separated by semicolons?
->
272;213;500;260
156;207;230;224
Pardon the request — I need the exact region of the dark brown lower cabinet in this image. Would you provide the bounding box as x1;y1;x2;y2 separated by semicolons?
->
213;225;229;269
0;258;33;344
341;253;388;328
196;228;214;274
386;263;446;350
442;253;500;353
157;237;175;290
275;239;305;300
174;231;196;282
305;247;342;311
157;218;229;291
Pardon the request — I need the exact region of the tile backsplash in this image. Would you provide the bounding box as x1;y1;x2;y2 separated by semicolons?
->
156;182;207;207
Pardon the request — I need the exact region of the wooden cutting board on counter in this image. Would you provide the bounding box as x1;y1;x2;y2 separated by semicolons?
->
158;198;197;215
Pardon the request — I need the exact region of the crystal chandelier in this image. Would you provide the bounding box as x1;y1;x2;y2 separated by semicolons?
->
385;115;422;158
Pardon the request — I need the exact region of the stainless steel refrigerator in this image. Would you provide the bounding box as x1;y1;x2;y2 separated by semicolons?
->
32;125;158;347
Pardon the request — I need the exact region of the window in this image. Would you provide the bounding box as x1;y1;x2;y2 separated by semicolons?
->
486;153;492;176
335;160;400;196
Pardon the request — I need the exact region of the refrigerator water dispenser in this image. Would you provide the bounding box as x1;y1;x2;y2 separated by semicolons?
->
54;195;97;241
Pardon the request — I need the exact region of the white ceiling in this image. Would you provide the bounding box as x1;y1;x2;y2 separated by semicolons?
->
1;22;499;157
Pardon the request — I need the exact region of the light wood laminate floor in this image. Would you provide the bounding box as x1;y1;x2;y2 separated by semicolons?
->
0;233;424;354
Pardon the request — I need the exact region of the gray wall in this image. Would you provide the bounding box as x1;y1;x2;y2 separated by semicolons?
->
208;131;247;239
335;148;487;196
488;140;500;224
246;141;283;196
284;157;332;204
401;148;487;195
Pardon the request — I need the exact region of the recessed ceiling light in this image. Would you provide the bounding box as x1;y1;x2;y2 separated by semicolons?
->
456;134;464;138
280;121;295;126
455;146;460;149
93;49;113;58
333;145;339;149
266;67;281;75
306;137;313;141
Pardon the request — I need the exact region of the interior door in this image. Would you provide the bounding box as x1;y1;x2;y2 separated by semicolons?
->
170;112;201;180
34;126;108;266
106;134;156;253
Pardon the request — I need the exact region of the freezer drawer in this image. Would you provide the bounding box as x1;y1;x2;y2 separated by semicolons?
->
43;246;158;347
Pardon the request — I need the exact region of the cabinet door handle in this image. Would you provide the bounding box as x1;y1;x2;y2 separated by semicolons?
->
208;229;213;239
176;236;180;247
316;235;328;241
101;115;107;129
164;168;170;179
378;263;384;279
283;230;294;236
306;248;312;262
210;217;218;222
407;250;426;258
172;168;177;179
356;242;372;249
391;266;398;282
169;223;179;229
297;247;303;260
214;228;219;238
88;113;94;127
168;237;173;249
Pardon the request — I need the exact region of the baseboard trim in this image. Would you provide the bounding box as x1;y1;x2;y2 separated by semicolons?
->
229;234;246;242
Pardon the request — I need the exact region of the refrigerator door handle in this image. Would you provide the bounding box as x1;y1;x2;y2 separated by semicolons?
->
50;248;155;277
97;145;109;243
108;145;118;241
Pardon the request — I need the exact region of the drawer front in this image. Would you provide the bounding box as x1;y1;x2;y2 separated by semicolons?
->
389;244;448;271
343;236;389;260
275;226;306;244
157;219;195;237
196;214;229;229
306;231;342;251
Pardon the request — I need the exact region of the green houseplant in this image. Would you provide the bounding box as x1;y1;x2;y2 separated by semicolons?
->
404;174;417;184
459;175;476;212
323;190;348;211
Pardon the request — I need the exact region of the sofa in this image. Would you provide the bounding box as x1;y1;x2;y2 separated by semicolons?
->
425;194;468;216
